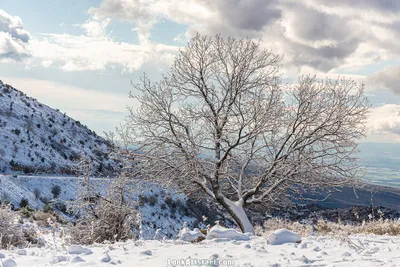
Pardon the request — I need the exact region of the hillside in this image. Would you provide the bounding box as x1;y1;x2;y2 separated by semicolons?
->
0;80;116;175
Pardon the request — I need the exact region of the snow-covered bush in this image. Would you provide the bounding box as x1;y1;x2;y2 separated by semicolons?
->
0;205;30;249
69;157;139;245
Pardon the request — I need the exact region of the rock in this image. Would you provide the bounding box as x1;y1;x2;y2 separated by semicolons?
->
2;258;17;267
100;254;111;263
50;255;69;264
206;225;250;241
267;229;302;245
70;256;85;263
299;255;309;263
178;227;205;242
139;250;152;256
209;253;219;259
68;245;93;255
16;249;27;256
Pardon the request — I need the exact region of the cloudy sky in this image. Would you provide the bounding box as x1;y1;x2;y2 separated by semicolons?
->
1;0;400;143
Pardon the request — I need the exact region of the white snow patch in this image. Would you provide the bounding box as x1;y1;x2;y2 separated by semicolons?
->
267;229;302;245
178;224;205;242
206;225;250;241
67;245;93;255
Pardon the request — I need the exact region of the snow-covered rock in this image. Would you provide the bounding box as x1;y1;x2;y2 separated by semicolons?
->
178;225;205;242
16;249;27;256
206;225;250;241
139;250;153;256
49;255;69;264
67;245;93;255
2;258;17;267
70;255;85;263
267;229;301;245
100;254;111;263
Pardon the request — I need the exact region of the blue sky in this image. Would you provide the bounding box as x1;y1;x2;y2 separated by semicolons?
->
1;0;400;142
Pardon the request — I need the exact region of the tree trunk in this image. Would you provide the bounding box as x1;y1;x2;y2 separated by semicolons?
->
215;196;254;234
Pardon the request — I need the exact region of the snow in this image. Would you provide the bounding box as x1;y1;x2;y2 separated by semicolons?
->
178;223;205;242
267;229;302;245
2;235;400;266
206;225;250;241
2;258;17;267
225;198;254;234
0;80;115;175
67;245;93;255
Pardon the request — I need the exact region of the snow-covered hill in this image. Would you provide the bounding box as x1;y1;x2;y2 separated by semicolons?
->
0;80;116;175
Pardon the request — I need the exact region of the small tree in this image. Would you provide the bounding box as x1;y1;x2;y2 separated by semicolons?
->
33;188;41;200
51;185;61;199
127;34;369;234
20;198;29;208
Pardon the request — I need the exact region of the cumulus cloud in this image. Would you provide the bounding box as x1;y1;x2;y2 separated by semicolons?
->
87;0;400;73
0;7;179;72
0;9;30;61
78;18;112;37
29;33;179;72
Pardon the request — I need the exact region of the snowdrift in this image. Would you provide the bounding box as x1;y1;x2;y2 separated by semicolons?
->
267;228;302;245
206;225;250;241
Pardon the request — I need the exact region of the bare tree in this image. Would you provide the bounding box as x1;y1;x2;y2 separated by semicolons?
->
127;34;369;234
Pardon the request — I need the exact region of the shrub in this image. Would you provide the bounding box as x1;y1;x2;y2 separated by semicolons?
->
42;204;53;213
138;195;148;206
148;195;158;206
19;206;35;218
12;128;21;135
255;218;400;237
19;197;29;208
51;185;61;198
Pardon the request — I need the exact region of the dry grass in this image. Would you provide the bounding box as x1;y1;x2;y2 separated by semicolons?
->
255;218;400;237
0;205;35;249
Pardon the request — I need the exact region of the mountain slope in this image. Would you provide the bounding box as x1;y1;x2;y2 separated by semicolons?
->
0;80;116;175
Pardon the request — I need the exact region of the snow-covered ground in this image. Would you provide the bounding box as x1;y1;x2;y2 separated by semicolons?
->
1;234;400;266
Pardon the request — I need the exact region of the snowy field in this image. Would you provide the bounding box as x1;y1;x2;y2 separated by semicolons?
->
1;234;400;266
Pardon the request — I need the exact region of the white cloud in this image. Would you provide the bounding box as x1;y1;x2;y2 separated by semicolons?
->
28;33;179;72
88;0;400;73
0;9;30;61
367;104;400;141
78;18;112;37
